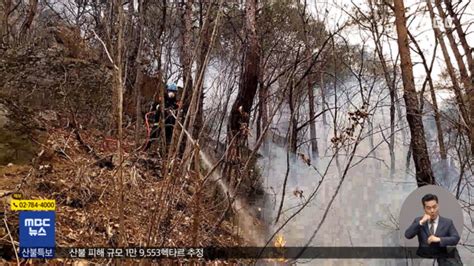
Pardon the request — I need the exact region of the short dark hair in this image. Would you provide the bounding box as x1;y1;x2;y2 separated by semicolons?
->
422;194;438;207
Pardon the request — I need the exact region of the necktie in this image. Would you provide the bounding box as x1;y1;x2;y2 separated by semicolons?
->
429;220;435;235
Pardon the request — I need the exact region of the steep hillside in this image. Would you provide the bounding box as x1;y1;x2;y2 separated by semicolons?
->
0;44;242;263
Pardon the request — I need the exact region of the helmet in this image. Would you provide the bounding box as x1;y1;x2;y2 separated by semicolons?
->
166;83;178;92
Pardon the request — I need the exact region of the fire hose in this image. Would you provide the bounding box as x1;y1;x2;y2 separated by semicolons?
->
142;111;156;151
142;107;181;151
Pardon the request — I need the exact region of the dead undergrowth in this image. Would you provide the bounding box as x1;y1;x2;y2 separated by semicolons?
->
0;45;245;264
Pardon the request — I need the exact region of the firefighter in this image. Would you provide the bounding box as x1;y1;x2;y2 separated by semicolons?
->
144;83;179;151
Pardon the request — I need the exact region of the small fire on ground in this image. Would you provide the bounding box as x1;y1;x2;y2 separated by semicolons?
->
271;234;287;263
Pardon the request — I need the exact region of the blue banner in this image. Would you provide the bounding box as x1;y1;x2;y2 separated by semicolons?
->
19;211;55;258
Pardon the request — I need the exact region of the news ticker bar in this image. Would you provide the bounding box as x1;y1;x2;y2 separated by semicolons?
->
18;247;459;259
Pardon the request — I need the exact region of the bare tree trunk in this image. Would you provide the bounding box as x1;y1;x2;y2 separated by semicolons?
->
300;0;318;160
192;145;201;246
124;2;136;89
173;0;194;158
320;71;328;127
443;0;474;75
0;0;12;46
427;0;472;151
256;70;263;139
367;0;395;175
409;28;449;182
108;1;118;135
441;0;474;154
406;140;412;175
435;1;471;92
111;0;125;246
19;0;38;43
134;0;146;147
388;79;396;176
216;86;232;151
228;0;260;136
180;0;194;114
407;31;446;161
288;83;298;154
331;38;341;174
257;66;268;153
92;1;112;63
393;0;435;187
307;68;319;159
156;0;167;159
226;0;260;185
192;0;213;141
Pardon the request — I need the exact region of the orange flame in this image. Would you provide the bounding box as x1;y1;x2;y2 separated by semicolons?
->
272;234;287;263
274;234;286;248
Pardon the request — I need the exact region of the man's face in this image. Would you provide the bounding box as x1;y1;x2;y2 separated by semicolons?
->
423;200;439;220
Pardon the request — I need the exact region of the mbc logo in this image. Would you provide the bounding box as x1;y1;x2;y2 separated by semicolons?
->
24;218;51;227
432;17;454;29
19;211;55;258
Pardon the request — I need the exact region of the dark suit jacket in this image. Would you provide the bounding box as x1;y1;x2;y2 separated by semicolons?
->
405;215;460;258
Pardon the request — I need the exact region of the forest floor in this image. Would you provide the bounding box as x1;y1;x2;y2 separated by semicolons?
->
0;45;246;264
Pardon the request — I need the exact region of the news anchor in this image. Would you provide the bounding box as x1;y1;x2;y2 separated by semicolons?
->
405;193;462;265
